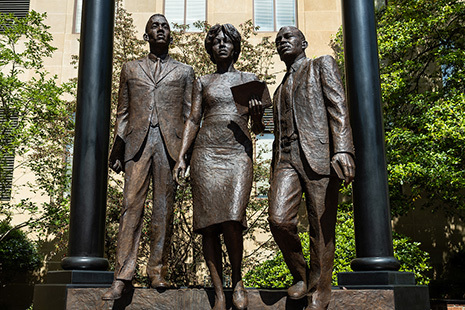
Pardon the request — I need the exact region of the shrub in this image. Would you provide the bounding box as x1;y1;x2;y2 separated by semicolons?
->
0;221;42;284
244;210;431;287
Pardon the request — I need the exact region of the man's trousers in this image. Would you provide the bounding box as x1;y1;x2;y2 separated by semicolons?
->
114;125;176;282
268;139;340;292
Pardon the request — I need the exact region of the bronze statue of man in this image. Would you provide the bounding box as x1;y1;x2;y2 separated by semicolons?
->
102;14;194;300
268;26;355;310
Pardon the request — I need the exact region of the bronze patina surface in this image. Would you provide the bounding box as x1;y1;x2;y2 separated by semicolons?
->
268;26;355;310
103;14;194;301
174;23;265;310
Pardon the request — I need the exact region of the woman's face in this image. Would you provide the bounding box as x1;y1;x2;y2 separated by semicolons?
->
212;30;235;63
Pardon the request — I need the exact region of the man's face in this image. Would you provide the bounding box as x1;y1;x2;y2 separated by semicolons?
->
275;27;306;62
145;15;171;47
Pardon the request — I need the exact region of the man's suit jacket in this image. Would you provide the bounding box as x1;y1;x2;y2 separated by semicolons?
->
112;55;194;163
272;55;354;176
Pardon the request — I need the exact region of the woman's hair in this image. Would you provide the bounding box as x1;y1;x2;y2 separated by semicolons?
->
205;24;241;64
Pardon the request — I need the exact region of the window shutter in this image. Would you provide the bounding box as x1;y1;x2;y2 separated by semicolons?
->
275;0;296;29
0;0;30;18
263;107;274;133
254;0;274;31
185;0;205;31
165;0;186;26
0;108;17;201
165;0;206;31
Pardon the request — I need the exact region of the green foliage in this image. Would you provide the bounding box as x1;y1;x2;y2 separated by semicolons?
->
332;0;465;216
243;250;292;289
0;11;75;258
0;220;42;284
392;233;431;285
244;210;432;288
0;10;59;192
331;212;356;282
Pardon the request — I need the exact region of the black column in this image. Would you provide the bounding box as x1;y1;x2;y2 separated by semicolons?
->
341;0;400;271
61;0;115;270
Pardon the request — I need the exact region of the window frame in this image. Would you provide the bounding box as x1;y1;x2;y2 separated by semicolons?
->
253;0;297;32
163;0;207;32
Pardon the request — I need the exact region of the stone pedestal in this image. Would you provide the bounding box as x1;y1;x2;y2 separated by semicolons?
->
33;270;113;310
33;286;430;310
338;271;430;310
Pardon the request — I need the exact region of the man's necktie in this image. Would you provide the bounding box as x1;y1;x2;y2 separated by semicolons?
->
153;57;161;82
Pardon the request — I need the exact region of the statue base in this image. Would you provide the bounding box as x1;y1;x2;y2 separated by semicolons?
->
33;285;430;309
338;271;430;310
33;270;114;310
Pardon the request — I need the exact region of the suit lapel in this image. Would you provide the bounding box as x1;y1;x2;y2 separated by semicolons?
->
156;57;177;85
138;55;178;85
139;57;156;84
291;58;310;96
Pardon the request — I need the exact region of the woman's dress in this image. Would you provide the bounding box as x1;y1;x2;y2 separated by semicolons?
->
190;71;257;232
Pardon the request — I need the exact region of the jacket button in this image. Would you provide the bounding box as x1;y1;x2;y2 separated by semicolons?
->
149;105;153;110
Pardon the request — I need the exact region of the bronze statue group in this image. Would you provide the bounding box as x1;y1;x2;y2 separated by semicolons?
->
102;14;355;310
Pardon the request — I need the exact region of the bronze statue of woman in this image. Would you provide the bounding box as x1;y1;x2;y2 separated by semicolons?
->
174;24;264;310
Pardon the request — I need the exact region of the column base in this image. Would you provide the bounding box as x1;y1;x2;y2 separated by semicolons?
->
61;256;109;270
351;256;400;271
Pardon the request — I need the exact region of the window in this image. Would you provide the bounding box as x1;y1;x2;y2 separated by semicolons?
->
375;0;388;10
254;0;296;32
262;107;274;133
255;131;273;198
0;0;30;18
74;0;83;33
0;109;17;201
0;153;15;201
164;0;206;31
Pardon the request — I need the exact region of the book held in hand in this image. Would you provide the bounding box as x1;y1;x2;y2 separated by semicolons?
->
231;80;272;114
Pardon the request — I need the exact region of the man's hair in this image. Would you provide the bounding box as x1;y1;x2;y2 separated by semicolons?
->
204;24;241;64
145;13;169;33
277;26;306;42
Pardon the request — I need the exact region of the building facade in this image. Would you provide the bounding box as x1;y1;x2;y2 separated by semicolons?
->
2;0;343;211
25;0;342;84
